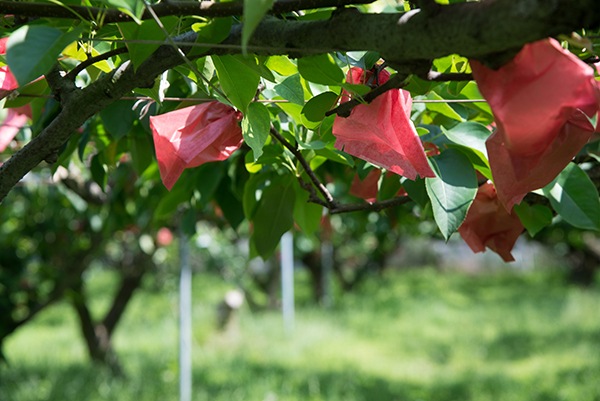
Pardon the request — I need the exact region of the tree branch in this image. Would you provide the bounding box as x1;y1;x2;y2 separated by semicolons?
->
1;0;600;203
0;0;376;23
66;47;128;82
269;125;339;208
326;73;407;118
269;125;413;214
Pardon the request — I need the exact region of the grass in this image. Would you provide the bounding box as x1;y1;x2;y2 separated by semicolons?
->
2;267;600;401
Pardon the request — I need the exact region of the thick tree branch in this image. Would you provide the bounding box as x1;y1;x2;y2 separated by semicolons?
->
1;0;600;203
0;0;376;23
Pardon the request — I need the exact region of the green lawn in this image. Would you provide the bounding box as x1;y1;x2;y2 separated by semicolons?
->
2;267;600;401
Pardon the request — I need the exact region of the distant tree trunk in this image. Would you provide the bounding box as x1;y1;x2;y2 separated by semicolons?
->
70;250;152;374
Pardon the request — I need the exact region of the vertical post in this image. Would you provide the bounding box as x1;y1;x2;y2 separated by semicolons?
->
321;241;334;308
179;228;192;401
281;231;295;334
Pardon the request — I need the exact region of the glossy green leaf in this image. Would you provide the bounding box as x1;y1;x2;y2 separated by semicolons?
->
212;55;260;114
274;73;305;106
513;203;553;237
301;91;338;129
425;91;464;121
130;132;153;176
293;178;323;235
243;171;271;220
542;163;600;231
425;149;478;241
214;174;245;230
275;96;303;125
4;78;48;108
242;102;271;161
402;177;428;209
6;25;83;86
97;0;144;22
378;173;402;201
266;56;298;76
191;17;232;56
99;100;137;140
118;17;178;71
229;54;275;82
242;0;275;54
298;54;344;86
252;178;296;259
442;122;491;159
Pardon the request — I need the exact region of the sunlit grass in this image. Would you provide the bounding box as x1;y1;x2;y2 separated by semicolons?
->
2;267;600;401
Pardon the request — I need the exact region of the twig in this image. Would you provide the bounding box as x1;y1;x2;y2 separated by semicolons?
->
269;125;414;215
269;125;338;208
326;73;408;118
66;47;128;81
142;0;229;102
329;196;411;214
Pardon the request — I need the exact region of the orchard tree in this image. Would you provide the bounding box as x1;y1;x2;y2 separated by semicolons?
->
1;0;600;269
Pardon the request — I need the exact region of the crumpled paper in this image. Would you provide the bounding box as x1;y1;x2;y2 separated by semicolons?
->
333;67;435;180
150;101;242;190
458;181;524;262
471;38;600;210
0;105;31;152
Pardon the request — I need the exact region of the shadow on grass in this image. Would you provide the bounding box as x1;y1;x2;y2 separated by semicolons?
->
4;354;599;401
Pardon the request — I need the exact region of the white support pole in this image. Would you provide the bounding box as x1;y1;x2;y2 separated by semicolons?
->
281;231;295;334
321;241;334;308
179;229;192;401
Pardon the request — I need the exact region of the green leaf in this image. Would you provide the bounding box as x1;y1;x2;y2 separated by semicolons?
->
316;147;354;167
191;17;232;57
154;182;191;220
425;91;465;121
275;96;303;125
442;122;491;159
214;174;245;230
274;74;305;106
193;163;223;207
252;178;296;259
6;25;83;86
229;54;275;82
99;100;137;140
266;56;298;76
4;78;48;108
242;102;271;161
402;177;428;209
118;17;179;71
243;171;271;220
337;51;380;70
242;0;275;55
298;54;344;86
90;154;107;190
97;0;144;22
130;131;153;176
378;173;402;201
425;149;478;241
292;178;323;235
300;91;338;129
513;203;553;237
542;163;600;231
212;55;260;114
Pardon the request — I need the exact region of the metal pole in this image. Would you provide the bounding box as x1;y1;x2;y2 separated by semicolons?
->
321;240;334;308
281;231;295;334
179;229;192;401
